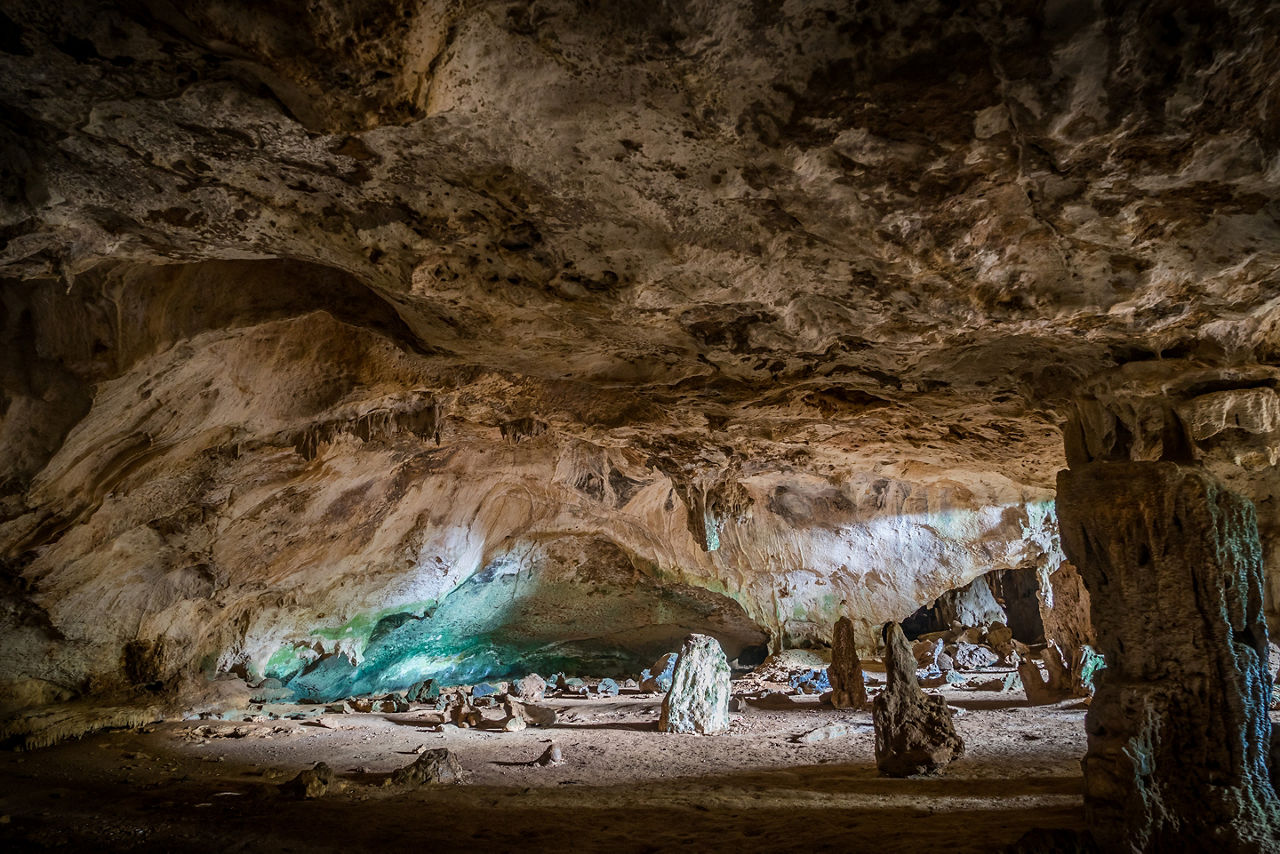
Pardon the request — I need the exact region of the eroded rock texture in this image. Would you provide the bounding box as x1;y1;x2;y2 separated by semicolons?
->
1037;562;1100;697
1067;365;1280;632
828;616;867;709
659;633;731;735
1058;462;1280;852
872;622;963;777
0;0;1278;708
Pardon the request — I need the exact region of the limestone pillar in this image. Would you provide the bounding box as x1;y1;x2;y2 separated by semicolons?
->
1057;461;1280;851
872;621;963;777
828;616;867;709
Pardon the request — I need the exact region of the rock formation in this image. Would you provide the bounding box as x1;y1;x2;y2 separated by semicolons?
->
640;653;680;693
659;634;731;735
828;616;867;709
511;674;546;703
282;762;336;800
389;748;463;787
1038;563;1100;697
872;622;964;777
1058;462;1280;852
1017;641;1074;706
18;0;1280;709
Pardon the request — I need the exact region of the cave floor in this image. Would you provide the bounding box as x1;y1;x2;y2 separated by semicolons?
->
0;688;1090;852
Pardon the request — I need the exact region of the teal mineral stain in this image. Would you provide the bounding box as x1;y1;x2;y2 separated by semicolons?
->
265;556;765;702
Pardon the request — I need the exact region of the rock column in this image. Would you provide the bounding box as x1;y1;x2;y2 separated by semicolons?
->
829;616;867;709
872;621;964;776
1057;461;1280;852
659;634;731;734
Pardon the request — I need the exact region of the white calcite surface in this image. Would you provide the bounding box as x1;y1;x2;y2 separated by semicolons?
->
1;1;1277;703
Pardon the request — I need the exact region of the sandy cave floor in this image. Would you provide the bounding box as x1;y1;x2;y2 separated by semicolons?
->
0;677;1104;853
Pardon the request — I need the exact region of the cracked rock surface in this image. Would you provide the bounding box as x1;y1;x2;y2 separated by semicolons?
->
1;1;1279;703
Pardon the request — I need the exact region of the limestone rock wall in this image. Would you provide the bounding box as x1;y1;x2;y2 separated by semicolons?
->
2;1;1278;705
0;263;1059;701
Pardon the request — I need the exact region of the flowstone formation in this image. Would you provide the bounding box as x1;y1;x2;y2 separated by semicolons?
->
659;634;731;735
828;616;867;709
1058;462;1280;852
872;621;964;777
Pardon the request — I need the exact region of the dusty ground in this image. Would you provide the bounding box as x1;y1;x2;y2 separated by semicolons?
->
0;676;1091;853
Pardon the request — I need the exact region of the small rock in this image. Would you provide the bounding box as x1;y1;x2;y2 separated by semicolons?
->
407;679;440;703
640;652;679;692
281;762;334;799
596;677;620;697
471;682;500;699
376;694;409;713
511;673;546;702
534;742;564;767
561;677;589;696
789;668;831;694
794;721;855;743
390;748;463;786
951;643;999;671
986;622;1015;658
972;672;1022;692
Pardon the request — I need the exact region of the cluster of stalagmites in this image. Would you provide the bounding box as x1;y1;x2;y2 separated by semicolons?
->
241;623;979;779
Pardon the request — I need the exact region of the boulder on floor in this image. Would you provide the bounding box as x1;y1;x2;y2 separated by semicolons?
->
872;621;964;777
407;679;440;703
504;697;556;727
281;761;335;799
659;634;731;734
511;673;546;702
390;748;463;786
950;642;998;670
640;652;679;692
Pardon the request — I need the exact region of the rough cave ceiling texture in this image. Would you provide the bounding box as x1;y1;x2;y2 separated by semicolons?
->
1;0;1279;703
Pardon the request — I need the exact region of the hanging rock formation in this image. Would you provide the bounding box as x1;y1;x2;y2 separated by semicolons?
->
828;616;867;709
872;622;964;777
1058;461;1280;852
659;634;731;735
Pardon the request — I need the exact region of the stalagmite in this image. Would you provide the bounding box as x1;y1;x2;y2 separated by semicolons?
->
658;634;731;735
1058;461;1280;852
1017;641;1073;705
872;621;964;777
828;616;867;709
